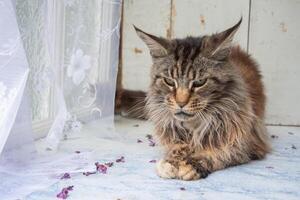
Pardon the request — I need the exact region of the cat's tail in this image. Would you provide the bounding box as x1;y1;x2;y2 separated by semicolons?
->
115;89;147;120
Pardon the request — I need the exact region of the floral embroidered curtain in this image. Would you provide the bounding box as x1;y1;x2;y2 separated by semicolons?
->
0;0;121;198
16;0;121;149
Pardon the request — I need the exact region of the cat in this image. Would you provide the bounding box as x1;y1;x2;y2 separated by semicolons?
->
129;18;271;181
114;30;147;119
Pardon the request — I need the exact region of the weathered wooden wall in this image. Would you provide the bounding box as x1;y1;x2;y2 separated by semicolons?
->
122;0;300;126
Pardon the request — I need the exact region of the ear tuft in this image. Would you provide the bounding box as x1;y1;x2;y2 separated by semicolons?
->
201;18;242;60
133;25;169;57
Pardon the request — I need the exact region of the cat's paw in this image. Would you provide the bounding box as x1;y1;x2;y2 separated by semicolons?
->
156;159;178;179
177;161;201;181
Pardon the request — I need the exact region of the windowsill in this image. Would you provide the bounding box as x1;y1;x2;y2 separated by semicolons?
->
24;116;300;199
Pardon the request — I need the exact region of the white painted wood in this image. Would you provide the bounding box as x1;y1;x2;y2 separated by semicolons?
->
122;0;250;91
121;0;300;125
249;0;300;126
122;0;171;90
172;0;250;49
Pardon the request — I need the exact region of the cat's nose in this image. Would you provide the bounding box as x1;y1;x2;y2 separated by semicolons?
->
175;87;190;108
177;101;188;108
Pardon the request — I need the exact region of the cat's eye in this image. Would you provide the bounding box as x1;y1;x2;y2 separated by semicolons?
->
163;77;175;87
192;79;207;88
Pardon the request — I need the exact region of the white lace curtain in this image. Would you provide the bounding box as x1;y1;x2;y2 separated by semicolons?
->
17;0;121;149
0;0;121;198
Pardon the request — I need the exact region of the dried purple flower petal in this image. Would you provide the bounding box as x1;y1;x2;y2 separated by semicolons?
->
292;145;297;149
146;134;155;146
105;162;114;167
133;124;139;127
146;134;153;140
95;162;107;174
179;187;186;191
56;189;68;199
83;171;96;176
137;139;143;143
116;156;125;163
66;186;74;191
288;132;294;135
271;135;278;139
266;166;274;169
149;139;156;147
149;160;156;163
60;173;71;180
75;151;81;154
56;186;74;199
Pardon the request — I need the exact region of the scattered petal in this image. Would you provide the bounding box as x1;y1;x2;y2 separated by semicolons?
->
83;171;96;176
149;139;156;147
116;156;125;163
60;173;71;180
179;187;186;191
271;135;278;139
95;162;107;174
137;139;143;143
146;134;156;146
105;162;114;167
75;151;81;154
133;124;139;127
56;186;74;199
56;189;68;199
288;132;294;135
66;186;74;191
149;160;156;163
146;134;153;140
266;166;274;169
292;145;297;149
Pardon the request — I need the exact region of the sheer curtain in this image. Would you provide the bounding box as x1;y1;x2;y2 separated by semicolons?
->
0;0;121;199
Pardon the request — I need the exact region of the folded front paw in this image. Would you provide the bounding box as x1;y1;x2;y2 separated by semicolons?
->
156;159;209;181
156;159;178;179
177;161;201;181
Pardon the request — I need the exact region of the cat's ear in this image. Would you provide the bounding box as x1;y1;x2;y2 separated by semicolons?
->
201;18;242;60
134;25;170;57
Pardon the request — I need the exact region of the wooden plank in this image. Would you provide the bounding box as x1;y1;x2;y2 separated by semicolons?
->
172;0;250;50
249;0;300;126
122;0;171;90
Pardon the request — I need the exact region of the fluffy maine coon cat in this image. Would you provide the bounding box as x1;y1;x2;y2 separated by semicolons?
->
119;19;270;180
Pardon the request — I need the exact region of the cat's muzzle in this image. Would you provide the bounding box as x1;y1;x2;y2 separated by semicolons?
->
174;110;194;121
